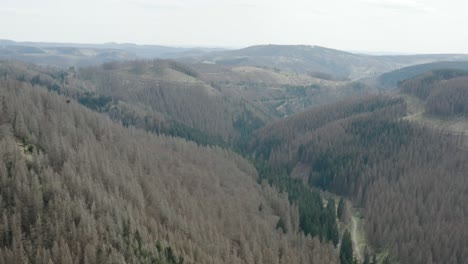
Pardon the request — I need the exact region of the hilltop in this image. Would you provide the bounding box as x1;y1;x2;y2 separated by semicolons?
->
194;44;468;80
3;40;468;82
378;61;468;87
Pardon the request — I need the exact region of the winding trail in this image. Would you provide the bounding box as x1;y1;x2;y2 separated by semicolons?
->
276;100;288;111
352;216;362;261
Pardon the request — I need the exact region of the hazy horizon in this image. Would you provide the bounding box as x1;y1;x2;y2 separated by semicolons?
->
2;0;468;54
0;38;450;55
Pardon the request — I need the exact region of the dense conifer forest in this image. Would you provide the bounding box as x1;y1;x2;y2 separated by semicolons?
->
1;57;467;264
0;79;338;263
249;95;468;264
0;60;271;146
2;0;468;260
399;70;468;117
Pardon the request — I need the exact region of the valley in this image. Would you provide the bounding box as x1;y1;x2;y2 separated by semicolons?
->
0;42;467;264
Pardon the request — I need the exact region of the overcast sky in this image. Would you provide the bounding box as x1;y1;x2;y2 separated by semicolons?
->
1;0;467;53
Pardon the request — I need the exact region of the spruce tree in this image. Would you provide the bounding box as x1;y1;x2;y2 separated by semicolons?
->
337;197;345;221
325;199;339;246
340;229;353;264
382;256;391;264
363;250;370;264
276;217;287;233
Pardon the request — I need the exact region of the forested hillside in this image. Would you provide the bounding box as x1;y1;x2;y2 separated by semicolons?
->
0;60;274;146
76;60;265;141
1;56;467;264
194;63;374;117
0;79;339;263
399;69;468;117
3;0;468;262
194;44;468;80
378;61;468;87
0;39;219;67
249;95;468;264
0;60;376;146
0;45;136;68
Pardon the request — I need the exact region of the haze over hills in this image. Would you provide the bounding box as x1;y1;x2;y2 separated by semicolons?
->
0;39;223;58
194;44;468;80
3;40;468;82
0;45;135;68
0;39;222;68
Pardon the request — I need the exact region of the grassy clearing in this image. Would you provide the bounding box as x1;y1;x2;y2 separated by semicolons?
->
402;94;468;134
401;94;468;151
321;192;368;262
16;140;37;162
353;212;366;259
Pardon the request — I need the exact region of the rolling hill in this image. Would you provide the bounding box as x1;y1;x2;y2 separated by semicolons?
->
0;59;378;146
4;40;468;83
0;45;136;68
193;44;468;80
378;61;468;87
0;59;276;145
0;39;222;68
399;69;468;138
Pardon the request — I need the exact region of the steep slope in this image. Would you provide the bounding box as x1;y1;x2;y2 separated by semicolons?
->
194;63;374;117
199;45;389;80
0;80;338;264
0;59;375;146
0;60;273;145
378;61;468;87
249;95;468;264
398;69;468;139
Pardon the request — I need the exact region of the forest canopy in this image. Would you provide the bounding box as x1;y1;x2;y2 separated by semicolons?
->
0;79;338;264
249;95;468;264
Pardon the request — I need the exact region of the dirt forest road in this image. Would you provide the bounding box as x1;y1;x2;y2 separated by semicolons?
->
352;216;362;261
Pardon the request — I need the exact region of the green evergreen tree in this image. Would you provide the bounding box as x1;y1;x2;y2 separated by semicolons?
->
337;198;345;221
382;256;391;264
363;250;370;264
298;144;305;160
340;229;353;264
371;254;377;264
276;217;287;233
325;199;339;246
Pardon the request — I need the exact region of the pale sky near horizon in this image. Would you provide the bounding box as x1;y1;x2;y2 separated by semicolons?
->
1;0;468;53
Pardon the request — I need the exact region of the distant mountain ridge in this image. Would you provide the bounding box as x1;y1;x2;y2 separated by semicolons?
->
0;45;135;67
0;39;223;58
2;40;468;80
197;44;468;80
0;39;224;67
